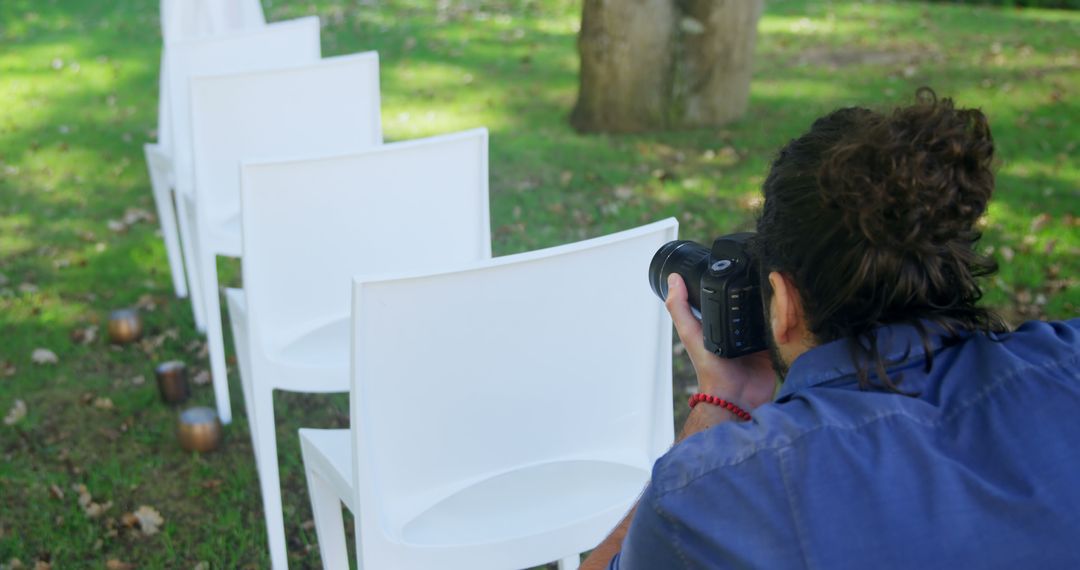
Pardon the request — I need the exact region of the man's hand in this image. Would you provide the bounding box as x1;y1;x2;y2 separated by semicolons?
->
665;274;777;410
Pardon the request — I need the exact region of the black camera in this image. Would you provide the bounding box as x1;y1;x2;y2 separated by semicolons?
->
648;233;767;358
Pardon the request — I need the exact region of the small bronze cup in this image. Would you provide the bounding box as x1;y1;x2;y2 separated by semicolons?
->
155;361;190;405
177;407;222;453
107;308;143;344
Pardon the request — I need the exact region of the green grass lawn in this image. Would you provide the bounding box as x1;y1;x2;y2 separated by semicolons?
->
1;0;1077;567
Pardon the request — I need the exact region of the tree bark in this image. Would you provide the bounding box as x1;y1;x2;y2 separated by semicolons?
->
571;0;677;133
571;0;764;133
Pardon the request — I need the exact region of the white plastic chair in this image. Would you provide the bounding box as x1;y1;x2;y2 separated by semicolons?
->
144;16;320;311
156;0;268;159
225;129;491;570
160;0;265;44
146;0;268;299
186;52;382;426
300;219;678;570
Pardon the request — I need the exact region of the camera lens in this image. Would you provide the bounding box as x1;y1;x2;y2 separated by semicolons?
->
648;240;710;310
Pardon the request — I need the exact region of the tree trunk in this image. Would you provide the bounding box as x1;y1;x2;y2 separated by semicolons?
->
571;0;764;133
570;0;677;133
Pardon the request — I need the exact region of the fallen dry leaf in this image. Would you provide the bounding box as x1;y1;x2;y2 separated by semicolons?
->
92;397;115;411
84;501;112;518
49;484;64;500
135;293;158;312
1;361;15;377
130;375;146;386
105;560;133;570
999;246;1015;262
193;562;209;570
613;186;634;201
73;484;112;518
31;348;58;365
33;561;50;570
122;207;155;226
1030;212;1051;233
74;485;90;507
4;400;27;425
191;370;210;386
133;505;164;536
70;325;98;345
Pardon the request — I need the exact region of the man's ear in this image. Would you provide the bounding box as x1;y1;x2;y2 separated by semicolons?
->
767;271;803;345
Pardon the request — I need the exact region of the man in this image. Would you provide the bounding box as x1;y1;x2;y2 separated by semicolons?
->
583;91;1080;569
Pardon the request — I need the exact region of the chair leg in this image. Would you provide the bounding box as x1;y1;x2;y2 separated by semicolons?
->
143;146;187;298
176;197;206;332
253;388;289;570
558;554;581;570
225;291;257;456
199;252;232;425
303;467;349;570
352;513;366;570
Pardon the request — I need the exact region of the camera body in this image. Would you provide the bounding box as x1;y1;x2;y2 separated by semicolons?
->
649;233;767;358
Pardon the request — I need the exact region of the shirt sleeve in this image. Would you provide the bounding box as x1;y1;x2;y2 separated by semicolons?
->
609;482;686;570
611;431;807;569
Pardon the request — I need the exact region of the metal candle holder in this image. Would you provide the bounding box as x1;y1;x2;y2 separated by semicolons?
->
177;407;222;453
107;308;143;344
154;361;190;404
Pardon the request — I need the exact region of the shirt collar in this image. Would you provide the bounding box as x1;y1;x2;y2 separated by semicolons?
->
775;321;954;400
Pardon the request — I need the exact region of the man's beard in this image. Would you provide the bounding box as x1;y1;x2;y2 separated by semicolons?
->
763;302;789;378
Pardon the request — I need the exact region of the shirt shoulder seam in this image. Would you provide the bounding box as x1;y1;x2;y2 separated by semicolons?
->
651;492;695;568
939;350;1080;424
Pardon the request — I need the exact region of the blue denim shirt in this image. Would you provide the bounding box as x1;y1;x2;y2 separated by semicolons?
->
612;319;1080;569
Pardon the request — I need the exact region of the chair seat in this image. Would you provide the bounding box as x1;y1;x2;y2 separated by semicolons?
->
303;425;648;548
402;460;647;547
276;318;350;370
204;210;241;257
299;428;355;510
180;193;242;257
211;212;242;257
228;288;349;393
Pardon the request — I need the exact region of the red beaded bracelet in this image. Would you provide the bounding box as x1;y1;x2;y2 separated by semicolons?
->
688;393;752;421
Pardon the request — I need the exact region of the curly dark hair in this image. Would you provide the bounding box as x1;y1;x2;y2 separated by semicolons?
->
753;88;1008;391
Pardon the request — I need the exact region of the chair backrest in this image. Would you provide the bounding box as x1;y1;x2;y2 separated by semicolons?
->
349;219;677;558
161;0;266;43
155;0;268;156
167;17;321;197
190;53;383;240
239;129;488;373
